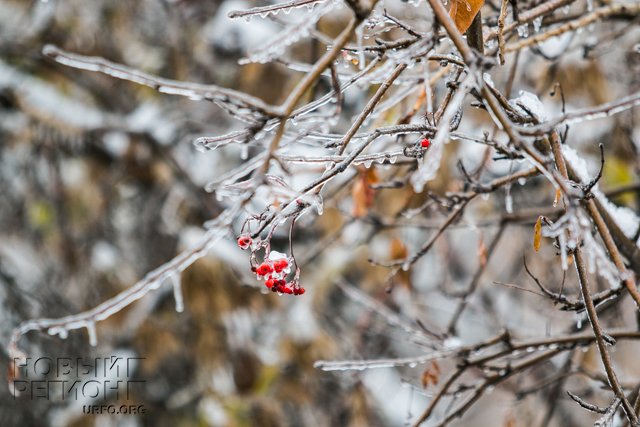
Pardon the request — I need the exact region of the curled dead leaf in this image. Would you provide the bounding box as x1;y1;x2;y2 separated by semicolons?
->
421;361;441;389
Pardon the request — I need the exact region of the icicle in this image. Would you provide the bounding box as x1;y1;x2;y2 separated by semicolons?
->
424;60;433;117
533;17;543;33
505;184;513;213
517;24;529;38
86;321;98;347
172;274;184;313
355;23;366;71
575;312;583;329
559;232;568;270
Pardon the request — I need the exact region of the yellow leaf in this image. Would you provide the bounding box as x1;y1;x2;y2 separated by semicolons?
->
533;216;542;252
449;0;485;34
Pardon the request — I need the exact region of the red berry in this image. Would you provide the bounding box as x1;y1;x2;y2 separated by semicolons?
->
273;258;289;273
256;262;273;276
420;138;431;149
237;235;252;250
265;277;275;289
293;287;306;295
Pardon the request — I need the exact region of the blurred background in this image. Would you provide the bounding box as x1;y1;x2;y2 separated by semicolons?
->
1;0;640;426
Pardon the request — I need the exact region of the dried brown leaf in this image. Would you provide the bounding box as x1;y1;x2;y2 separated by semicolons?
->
390;237;408;260
449;0;485;34
351;167;379;218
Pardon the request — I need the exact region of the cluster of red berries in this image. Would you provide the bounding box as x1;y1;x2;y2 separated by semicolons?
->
237;234;305;296
265;277;305;295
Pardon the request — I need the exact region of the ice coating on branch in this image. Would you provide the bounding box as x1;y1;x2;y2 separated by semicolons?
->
410;138;444;193
583;231;621;290
0;59;113;130
8;224;229;362
509;91;548;122
541;208;583;270
268;250;287;261
206;1;278;52
227;0;330;20
241;3;333;64
561;145;591;182
598;194;640;240
482;72;495;89
562;145;640;240
47;326;69;339
410;75;474;192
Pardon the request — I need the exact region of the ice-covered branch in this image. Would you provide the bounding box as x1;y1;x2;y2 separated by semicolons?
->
42;45;280;117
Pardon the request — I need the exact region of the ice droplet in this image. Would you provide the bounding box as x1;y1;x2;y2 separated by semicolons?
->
172;274;184;313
